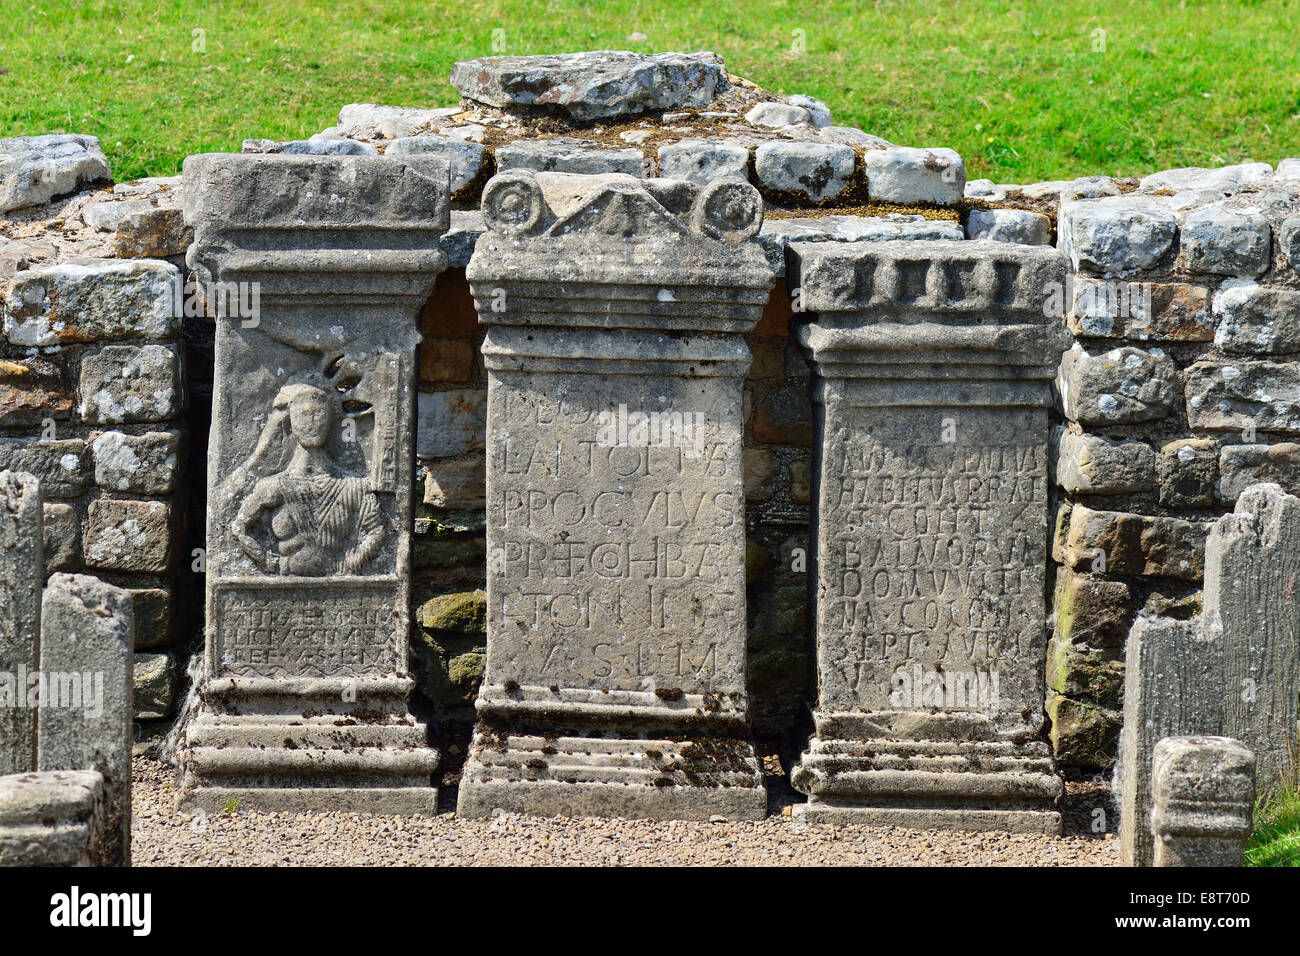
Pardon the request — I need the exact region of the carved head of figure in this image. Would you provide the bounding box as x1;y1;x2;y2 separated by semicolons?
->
278;382;333;449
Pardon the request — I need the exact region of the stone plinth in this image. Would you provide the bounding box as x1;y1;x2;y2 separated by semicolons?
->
36;573;133;865
458;171;775;820
177;154;450;814
0;470;41;775
1151;736;1255;868
788;240;1072;833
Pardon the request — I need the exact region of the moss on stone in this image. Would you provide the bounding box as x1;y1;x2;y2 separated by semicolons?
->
418;588;487;634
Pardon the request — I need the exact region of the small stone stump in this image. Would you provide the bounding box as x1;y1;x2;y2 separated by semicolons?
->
177;153;450;814
787;240;1072;833
1151;736;1255;868
457;171;775;821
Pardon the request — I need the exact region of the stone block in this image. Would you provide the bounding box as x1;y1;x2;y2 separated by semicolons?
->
4;259;180;346
1057;344;1178;425
864;146;965;205
78;344;181;425
1186;360;1300;434
1068;278;1213;342
1180;207;1270;276
84;499;171;573
36;573;134;866
1158;438;1217;507
415;388;486;459
657;140;750;185
0;356;73;427
0;770;108;866
0;439;87;499
0;134;110;213
1054;428;1155;494
965;208;1051;245
1059;196;1177;274
0;471;41;775
1213;282;1300;355
495;139;644;177
90;430;181;494
1218;442;1300;503
754;141;855;204
450;51;725;121
1064;505;1207;581
41;503;80;572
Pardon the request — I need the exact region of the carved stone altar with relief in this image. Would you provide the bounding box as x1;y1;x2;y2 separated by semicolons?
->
457;171;775;820
788;240;1071;833
176;154;449;813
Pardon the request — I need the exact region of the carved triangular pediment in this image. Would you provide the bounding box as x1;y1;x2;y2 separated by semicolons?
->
548;182;694;241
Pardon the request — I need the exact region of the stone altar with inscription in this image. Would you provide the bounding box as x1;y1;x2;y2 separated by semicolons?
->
176;153;449;813
457;171;775;820
788;240;1071;833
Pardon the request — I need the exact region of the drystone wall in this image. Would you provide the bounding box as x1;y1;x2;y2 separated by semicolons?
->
3;49;1300;788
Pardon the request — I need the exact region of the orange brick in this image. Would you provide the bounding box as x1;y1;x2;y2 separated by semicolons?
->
420;337;478;385
422;269;481;337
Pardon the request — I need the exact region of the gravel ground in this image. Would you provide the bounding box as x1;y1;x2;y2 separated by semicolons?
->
132;756;1119;866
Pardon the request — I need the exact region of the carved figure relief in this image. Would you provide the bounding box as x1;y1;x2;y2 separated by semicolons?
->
224;350;400;577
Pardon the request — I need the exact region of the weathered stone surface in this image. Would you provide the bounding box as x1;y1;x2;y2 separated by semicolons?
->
0;134;111;213
864;147;964;206
819;126;891;148
965;208;1051;245
0;770;108;866
495;138;644;177
1116;613;1223;867
1281;215;1300;272
759;215;963;272
177;152;447;815
133;652;176;720
337;103;460;136
1059;196;1177;274
657;140;750;185
1139;162;1272;194
1159;438;1217;508
0;471;41;775
421;453;485;509
84;499;170;573
1218;442;1300;503
111;206;191;258
1213;282;1300;355
78;344;181;425
754;141;855;203
41;503;80;572
1278;159;1300;181
1151;736;1255;867
1054;428;1155;495
1180;207;1270;276
751;383;812;445
1185;360;1300;434
458;170;773;821
744;102;811;128
1064;506;1207;581
128;588;171;651
1206;483;1300;790
1057;344;1178;425
0;357;73;427
415;388;486;460
788;239;1070;832
5;259;180;347
36;573;134;866
1047;696;1121;771
418;589;486;633
283;138;378;156
82;197;153;231
451;51;726;121
1068;278;1213;342
90;429;180;494
0;439;87;499
787;95;832;128
387;136;490;197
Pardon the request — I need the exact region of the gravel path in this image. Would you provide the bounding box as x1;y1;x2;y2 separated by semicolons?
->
132;756;1119;866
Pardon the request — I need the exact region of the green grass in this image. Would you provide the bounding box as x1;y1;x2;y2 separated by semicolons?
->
1;0;1298;184
1247;777;1300;867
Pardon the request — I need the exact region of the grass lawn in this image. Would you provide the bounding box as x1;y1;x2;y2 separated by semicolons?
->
1247;779;1300;867
1;0;1298;185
